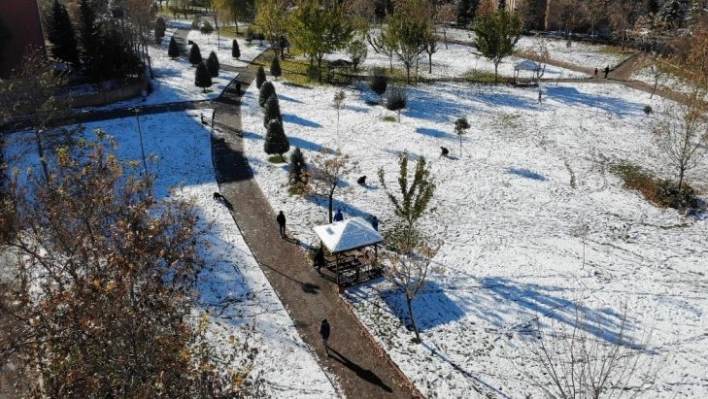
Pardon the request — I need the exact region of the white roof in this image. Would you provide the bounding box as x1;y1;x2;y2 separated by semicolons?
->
514;60;541;71
313;217;383;253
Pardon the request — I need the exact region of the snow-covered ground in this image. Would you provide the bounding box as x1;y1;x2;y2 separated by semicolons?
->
3;112;339;398
239;73;708;397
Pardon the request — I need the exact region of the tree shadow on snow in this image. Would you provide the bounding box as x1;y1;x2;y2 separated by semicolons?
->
545;86;645;117
506;167;546;181
283;114;322;128
379;281;464;331
416;127;456;139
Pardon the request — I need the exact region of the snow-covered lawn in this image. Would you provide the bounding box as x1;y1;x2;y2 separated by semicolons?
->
240;75;708;398
3;112;339;398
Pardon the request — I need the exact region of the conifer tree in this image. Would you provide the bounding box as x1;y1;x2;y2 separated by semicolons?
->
263;94;282;128
168;36;180;59
289;147;307;185
195;62;212;92
48;0;80;65
258;81;276;107
232;39;240;59
79;0;98;58
206;51;220;77
270;56;281;80
264;120;290;161
256;65;266;88
189;43;202;66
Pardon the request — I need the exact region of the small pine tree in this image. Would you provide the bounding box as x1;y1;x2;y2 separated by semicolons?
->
263;94;282;128
232;39;240;59
289;147;307;185
386;86;407;122
264;120;290;162
48;0;80;65
270;57;282;80
195;62;212;92
206;51;219;77
168;36;180;59
258;81;276;108
256;66;266;89
189;44;202;67
370;69;388;104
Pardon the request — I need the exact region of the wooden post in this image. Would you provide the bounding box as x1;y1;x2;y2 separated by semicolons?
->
336;253;340;286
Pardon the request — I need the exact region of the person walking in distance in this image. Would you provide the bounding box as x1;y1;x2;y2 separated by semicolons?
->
604;65;610;79
319;319;331;356
276;211;286;238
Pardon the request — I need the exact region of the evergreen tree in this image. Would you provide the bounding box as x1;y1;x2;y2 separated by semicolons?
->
48;0;80;65
79;0;98;58
370;68;388;103
195;62;212;92
189;43;202;66
87;26;141;82
386;86;407;122
289;147;307;185
232;39;240;59
168;36;180;58
270;56;282;80
498;0;507;10
259;81;276;107
454;117;471;156
263;94;282;128
155;17;167;44
206;51;220;77
264;119;290;161
256;65;266;88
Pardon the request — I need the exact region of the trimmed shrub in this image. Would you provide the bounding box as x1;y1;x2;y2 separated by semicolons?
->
258;81;276;107
643;105;653;115
263;94;282;128
256;66;266;89
200;20;214;35
168;36;179;59
264;120;290;161
369;68;387;103
206;51;219;77
232;39;240;59
189;44;202;66
386;86;407;122
195;62;212;92
271;56;281;80
289;147;307;185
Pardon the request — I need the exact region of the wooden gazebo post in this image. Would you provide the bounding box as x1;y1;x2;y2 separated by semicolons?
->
335;253;340;286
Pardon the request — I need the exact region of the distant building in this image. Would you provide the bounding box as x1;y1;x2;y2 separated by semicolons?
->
0;0;46;77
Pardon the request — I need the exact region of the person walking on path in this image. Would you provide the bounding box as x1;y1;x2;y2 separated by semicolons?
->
333;208;344;222
277;211;286;237
604;65;610;79
319;319;331;356
594;67;598;78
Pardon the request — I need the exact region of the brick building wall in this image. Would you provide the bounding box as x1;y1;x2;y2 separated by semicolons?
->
0;0;46;77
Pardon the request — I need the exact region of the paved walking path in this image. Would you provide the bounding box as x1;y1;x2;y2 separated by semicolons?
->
210;67;421;399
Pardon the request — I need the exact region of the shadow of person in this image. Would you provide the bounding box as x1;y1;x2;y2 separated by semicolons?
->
327;348;392;392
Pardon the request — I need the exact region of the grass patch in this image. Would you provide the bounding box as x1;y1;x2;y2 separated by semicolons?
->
610;160;702;210
382;115;397;122
463;70;513;85
288;185;307;195
267;155;287;163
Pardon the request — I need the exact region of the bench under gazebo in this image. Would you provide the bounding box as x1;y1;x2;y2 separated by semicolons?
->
313;217;383;287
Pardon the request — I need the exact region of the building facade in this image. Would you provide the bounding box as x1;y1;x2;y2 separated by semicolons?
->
0;0;46;77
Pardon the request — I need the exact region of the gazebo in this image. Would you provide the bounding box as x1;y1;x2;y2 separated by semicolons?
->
513;60;542;86
313;217;383;287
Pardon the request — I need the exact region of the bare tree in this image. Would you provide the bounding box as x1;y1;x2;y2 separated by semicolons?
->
333;90;346;138
653;94;708;195
383;236;441;343
519;305;658;399
309;148;357;223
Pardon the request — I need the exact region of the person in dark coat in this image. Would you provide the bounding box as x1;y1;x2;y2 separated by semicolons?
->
313;246;325;270
276;211;286;237
370;215;379;231
594;67;598;78
319;319;331;355
604;65;610;79
333;208;344;222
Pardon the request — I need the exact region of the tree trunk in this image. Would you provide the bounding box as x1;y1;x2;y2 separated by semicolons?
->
494;62;499;84
328;185;336;223
406;294;420;342
405;64;411;85
678;166;685;195
428;53;432;74
459;136;462;157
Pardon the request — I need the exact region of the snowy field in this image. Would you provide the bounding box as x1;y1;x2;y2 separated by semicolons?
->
240;74;708;397
3;112;339;398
